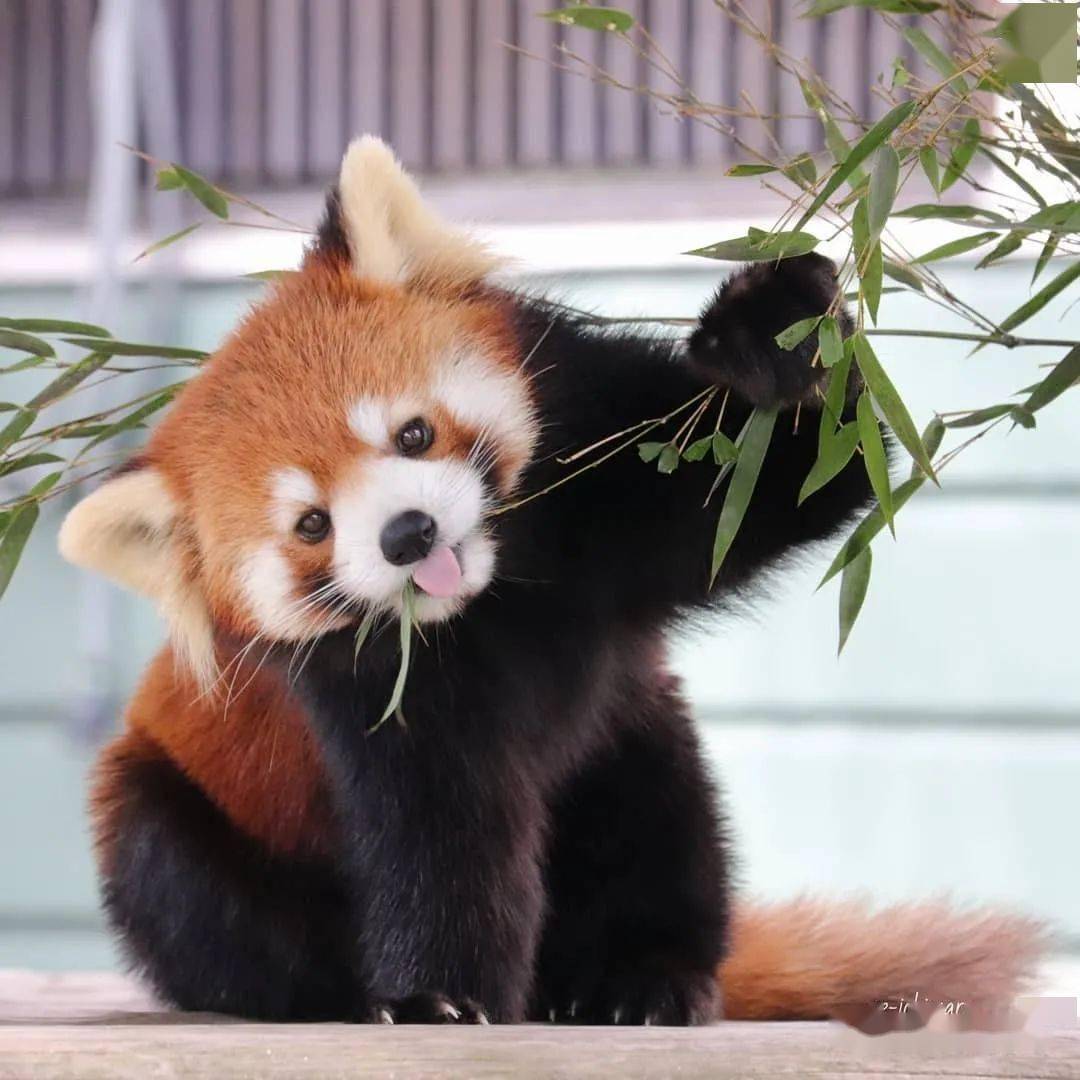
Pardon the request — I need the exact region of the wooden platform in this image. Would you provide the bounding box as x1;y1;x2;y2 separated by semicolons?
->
1;972;1077;1079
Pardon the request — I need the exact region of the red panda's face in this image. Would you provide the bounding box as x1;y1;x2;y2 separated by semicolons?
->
156;268;536;647
58;136;537;687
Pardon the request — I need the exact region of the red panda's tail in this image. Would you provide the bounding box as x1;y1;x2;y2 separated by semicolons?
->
718;898;1048;1024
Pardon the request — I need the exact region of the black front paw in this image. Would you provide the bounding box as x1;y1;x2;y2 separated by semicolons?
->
540;969;720;1026
689;252;852;410
360;991;491;1025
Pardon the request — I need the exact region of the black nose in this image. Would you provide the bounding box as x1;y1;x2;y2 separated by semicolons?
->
380;510;437;566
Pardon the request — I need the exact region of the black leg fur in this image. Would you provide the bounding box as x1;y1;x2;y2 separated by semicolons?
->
533;668;728;1025
99;747;358;1020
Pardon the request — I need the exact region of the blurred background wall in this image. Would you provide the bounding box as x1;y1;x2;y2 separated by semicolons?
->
0;0;1076;984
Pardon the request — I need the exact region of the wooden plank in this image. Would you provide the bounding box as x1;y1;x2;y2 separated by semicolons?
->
227;0;263;183
642;0;683;166
515;2;555;166
599;0;641;165
59;0;93;189
560;14;600;167
774;0;817;158
432;0;469;170
473;0;511;169
389;0;427;169
0;0;16;190
349;0;389;141
265;0;303;183
688;0;728;165
23;0;56;188
185;0;224;177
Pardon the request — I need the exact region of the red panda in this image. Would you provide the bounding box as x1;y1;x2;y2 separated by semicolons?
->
60;137;1044;1026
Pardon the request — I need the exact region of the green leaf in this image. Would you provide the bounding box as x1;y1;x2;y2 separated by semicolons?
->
819;337;855;447
242;269;297;281
994;261;1080;339
818;316;843;368
712;431;739;465
539;5;634;31
134;223;202;262
1009;406;1035;429
726;163;777;177
978;147;1046;209
782;155;818;186
940;118;980;193
25;352;111;410
368;581;417;734
804;0;940;15
0;317;111;337
894;203;1007;224
0;501;37;602
862;242;883;323
353;608;380;667
919;147;940;193
976;233;1024;269
1032;233;1060;284
911;415;945;479
901;27;958;78
852;334;937;483
775;316;822;351
1;356;48;374
0;408;36;454
170;164;229;219
882;259;925;291
793;101;916;232
867;145;900;244
80;387;181;453
638;441;665;463
0;329;54;358
857;392;893;535
686;229;819;262
944;404;1013;429
0;452;63;479
800;80;864;184
912;231;998;264
819;475;925;587
710;408;777;583
683;435;713;462
61;338;207;360
837;546;872;655
155;167;183;191
799;422;860;505
1023;344;1080;415
657;444;680;474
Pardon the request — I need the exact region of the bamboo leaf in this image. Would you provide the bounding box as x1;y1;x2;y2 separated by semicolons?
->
819;337;855;447
657;444;680;474
155;167;183;191
637;441;665;463
1032;233;1060;284
805;0;940;14
171;164;229;219
0;408;36;454
80;387;181;453
1023;345;1080;415
0;452;64;479
686;229;819;262
944;403;1013;428
993;261;1080;340
353;608;380;668
837;546;872;655
540;5;634;31
867;145;900;243
902;27;958;78
882;259;925;291
857;391;893;534
369;581;417;734
726;163;777;177
1;356;48;374
911;415;945;479
862;242;884;323
819;476;925;588
852;334;936;482
894;203;1007;224
1010;406;1035;429
800;80;865;184
976;233;1024;269
818;316;843;368
0;318;111;337
134;223;202;262
683;435;713;462
0;470;60;602
775;316;822;351
979;147;1046;209
710;408;777;583
799;422;860;505
712;431;739;464
61;338;207;361
940;118;980;192
0;329;54;358
919;147;940;193
26;352;111;410
793;101;916;232
912;231;998;264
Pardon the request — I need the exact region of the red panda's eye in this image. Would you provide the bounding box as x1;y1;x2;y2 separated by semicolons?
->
295;509;331;543
396;418;433;456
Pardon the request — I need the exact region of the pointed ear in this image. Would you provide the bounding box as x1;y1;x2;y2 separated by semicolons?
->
310;135;504;287
59;466;216;686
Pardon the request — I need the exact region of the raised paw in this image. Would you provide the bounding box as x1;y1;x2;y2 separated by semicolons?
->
689;252;853;410
363;991;490;1025
543;969;721;1027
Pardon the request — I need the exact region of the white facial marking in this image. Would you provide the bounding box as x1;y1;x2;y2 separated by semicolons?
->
433;349;537;484
271;467;320;532
240;542;306;640
331;456;493;621
349;397;391;449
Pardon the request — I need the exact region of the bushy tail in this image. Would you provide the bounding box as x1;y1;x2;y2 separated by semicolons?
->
719;898;1048;1025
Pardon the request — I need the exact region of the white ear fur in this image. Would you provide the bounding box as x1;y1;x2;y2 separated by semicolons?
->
58;469;216;688
337;135;504;286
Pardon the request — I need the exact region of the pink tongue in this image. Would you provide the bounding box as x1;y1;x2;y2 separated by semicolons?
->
412;545;463;598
